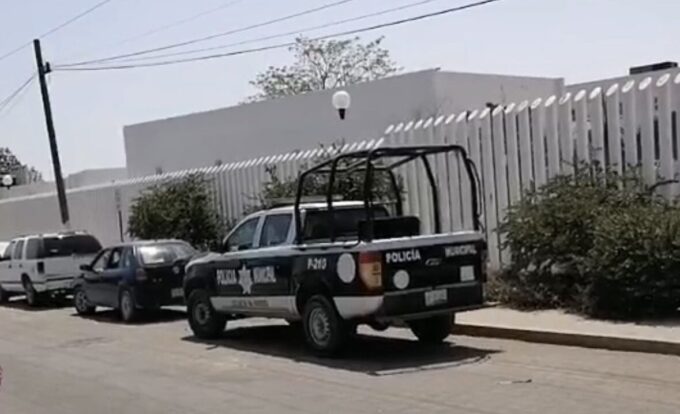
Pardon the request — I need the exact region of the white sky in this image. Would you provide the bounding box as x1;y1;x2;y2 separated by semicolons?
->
0;0;677;178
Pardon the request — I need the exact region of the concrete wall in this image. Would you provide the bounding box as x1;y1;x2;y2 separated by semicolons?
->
124;70;440;177
433;71;564;113
0;167;127;200
567;68;680;93
123;69;565;177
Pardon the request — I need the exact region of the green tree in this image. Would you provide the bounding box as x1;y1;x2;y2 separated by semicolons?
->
0;147;42;183
247;36;400;102
252;143;401;209
127;174;222;249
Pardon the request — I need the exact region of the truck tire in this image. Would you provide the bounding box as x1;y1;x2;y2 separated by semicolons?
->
22;277;40;307
187;289;226;339
0;285;9;304
302;295;348;357
73;286;96;315
119;288;138;323
408;313;454;344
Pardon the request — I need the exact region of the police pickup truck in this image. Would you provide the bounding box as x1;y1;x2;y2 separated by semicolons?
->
184;145;486;355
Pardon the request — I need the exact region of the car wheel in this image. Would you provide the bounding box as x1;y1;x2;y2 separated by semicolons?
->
302;295;348;357
73;287;96;315
0;284;9;304
187;289;226;339
119;288;138;323
408;313;454;344
22;277;40;307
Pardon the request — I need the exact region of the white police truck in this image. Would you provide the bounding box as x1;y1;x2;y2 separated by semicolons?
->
184;145;487;355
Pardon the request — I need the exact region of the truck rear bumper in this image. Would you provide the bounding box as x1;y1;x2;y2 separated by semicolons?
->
35;276;75;293
377;281;484;321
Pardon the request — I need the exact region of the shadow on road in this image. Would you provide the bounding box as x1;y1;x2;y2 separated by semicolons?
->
71;308;187;325
183;324;500;376
0;295;72;311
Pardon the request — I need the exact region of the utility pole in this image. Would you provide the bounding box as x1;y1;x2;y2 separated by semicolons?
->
33;38;70;228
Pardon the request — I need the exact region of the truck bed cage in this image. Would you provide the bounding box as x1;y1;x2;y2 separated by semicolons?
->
294;145;482;244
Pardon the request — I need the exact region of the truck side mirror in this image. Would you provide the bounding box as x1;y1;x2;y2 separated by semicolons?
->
80;264;93;272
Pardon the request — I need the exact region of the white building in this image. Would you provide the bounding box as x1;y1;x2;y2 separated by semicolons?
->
123;69;565;177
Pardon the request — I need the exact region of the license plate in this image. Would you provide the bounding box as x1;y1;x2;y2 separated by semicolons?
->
171;288;183;298
424;289;447;307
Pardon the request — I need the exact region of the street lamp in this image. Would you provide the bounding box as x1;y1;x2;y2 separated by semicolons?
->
332;90;351;120
1;174;14;189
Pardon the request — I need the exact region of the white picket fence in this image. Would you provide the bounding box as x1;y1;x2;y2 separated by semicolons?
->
1;72;679;268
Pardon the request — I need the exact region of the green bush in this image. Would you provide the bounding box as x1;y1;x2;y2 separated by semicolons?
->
128;174;223;249
497;166;680;319
584;205;680;318
251;142;401;210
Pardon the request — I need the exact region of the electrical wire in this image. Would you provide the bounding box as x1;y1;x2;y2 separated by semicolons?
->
66;0;245;62
59;0;357;67
0;77;36;120
55;0;502;72
0;74;36;116
91;0;445;65
0;0;115;64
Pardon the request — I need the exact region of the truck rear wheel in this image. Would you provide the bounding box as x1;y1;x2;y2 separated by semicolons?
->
22;277;40;307
187;289;227;339
0;285;9;304
408;313;454;344
302;295;348;357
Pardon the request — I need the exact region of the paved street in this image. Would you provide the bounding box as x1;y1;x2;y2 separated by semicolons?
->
1;300;679;414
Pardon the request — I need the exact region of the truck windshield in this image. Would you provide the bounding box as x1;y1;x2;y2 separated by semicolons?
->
303;206;388;242
138;243;195;265
42;235;102;257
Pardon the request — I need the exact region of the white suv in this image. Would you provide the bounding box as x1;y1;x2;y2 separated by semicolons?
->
0;232;102;306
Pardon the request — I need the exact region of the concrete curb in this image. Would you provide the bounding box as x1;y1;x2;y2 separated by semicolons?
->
454;324;680;357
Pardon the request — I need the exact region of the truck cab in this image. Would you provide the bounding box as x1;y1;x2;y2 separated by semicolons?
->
184;145;487;356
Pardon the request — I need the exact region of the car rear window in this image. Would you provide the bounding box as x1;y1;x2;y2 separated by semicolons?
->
138;243;195;265
304;207;388;242
42;235;102;257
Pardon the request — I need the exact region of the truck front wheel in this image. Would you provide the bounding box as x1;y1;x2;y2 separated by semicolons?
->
187;290;227;339
408;313;454;344
302;295;348;357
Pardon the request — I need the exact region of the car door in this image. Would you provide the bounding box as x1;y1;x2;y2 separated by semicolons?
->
83;249;111;305
99;247;126;308
248;213;295;309
11;239;26;290
0;241;16;291
215;216;261;301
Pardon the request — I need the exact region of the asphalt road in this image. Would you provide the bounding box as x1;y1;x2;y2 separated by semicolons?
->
1;299;679;414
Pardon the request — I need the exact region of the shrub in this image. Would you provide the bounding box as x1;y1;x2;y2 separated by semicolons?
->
128;174;223;249
497;166;680;319
584;205;680;318
251;142;401;210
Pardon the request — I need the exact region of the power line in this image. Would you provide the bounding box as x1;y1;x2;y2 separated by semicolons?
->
0;76;36;120
94;0;444;65
56;0;502;72
37;0;116;39
0;74;36;115
0;0;115;64
64;0;245;62
60;0;357;67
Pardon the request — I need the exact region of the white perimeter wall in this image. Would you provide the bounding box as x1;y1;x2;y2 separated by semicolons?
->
123;69;564;178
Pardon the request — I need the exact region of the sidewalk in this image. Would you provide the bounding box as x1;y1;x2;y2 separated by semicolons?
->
455;307;680;356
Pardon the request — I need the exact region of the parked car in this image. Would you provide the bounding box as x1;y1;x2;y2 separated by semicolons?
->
0;231;102;305
0;241;10;260
73;240;196;322
184;145;488;356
